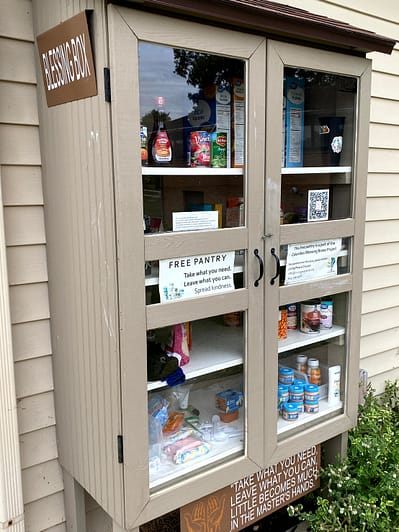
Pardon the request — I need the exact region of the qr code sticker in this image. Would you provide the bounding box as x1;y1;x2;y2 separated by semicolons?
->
307;189;329;221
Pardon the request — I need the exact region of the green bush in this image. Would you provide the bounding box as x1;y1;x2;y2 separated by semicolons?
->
288;381;399;531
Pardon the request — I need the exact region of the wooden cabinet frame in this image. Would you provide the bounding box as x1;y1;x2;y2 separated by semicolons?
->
40;5;371;529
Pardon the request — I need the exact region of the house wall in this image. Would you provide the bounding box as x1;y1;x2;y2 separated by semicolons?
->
272;0;399;394
0;1;65;531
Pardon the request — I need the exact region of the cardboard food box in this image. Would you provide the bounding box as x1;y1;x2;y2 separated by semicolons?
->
284;76;305;168
184;83;231;167
231;78;245;168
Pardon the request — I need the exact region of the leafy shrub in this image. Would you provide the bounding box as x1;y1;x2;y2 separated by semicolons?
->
288;381;399;531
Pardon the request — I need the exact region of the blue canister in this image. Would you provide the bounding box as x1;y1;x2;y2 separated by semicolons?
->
304;399;319;413
282;402;298;421
289;384;304;402
278;384;289;411
295;401;304;414
279;367;294;385
304;384;319;402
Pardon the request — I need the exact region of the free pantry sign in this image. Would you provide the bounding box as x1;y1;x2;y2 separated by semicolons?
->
159;252;235;303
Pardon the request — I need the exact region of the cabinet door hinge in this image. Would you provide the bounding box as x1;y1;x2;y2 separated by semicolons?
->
117;435;124;463
104;67;111;102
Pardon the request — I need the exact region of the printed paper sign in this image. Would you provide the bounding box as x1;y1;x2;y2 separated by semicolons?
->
285;238;342;285
159;251;235;302
181;445;320;532
173;211;219;232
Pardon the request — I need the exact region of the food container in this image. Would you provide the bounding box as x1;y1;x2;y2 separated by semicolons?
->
279;367;294;385
304;384;320;402
190;131;211;167
278;307;288;339
282;402;298;421
300;300;321;333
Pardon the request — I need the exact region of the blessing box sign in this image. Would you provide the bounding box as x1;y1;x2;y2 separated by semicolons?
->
159;252;235;303
181;445;320;532
36;11;97;107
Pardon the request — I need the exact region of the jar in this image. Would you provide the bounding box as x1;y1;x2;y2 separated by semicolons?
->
278;307;288;339
304;399;319;413
304;384;319;402
296;354;308;374
279;367;294;385
307;358;321;385
282;402;298;421
289;384;304;402
296;401;304;414
278;384;289;411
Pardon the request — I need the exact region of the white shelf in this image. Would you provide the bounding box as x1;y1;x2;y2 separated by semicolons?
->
142;167;243;176
278;400;343;435
281;166;351;175
147;318;244;391
278;324;345;353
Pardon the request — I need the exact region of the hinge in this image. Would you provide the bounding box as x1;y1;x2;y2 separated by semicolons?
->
117;435;124;463
104;67;111;102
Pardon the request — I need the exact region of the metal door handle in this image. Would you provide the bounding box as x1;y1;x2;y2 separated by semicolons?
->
254;249;264;287
270;248;280;285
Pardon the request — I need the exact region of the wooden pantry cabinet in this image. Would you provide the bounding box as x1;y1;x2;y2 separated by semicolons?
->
38;4;372;530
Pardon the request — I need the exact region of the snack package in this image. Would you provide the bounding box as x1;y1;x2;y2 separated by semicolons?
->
164;436;211;464
162;412;185;434
166;322;192;366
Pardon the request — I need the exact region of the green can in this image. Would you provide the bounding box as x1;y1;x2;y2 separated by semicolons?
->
211;132;227;168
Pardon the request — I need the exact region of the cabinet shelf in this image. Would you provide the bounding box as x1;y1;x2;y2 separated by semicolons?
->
142;167;244;176
281;166;351;175
278;325;345;353
149;372;244;489
147;318;244;391
278;400;343;435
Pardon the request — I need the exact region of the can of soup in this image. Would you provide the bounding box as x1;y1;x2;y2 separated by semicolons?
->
190;131;211;167
300;300;321;333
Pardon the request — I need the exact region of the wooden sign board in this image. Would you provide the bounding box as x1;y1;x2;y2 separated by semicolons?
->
181;445;320;532
36;11;97;107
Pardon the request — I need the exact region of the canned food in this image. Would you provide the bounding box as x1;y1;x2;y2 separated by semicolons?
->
320;300;333;329
287;304;297;330
278;307;288;339
304;384;320;402
300;300;321;333
279;367;294;385
304;399;319;414
282;402;298;421
289;384;304;402
211;132;227;168
190;131;211;167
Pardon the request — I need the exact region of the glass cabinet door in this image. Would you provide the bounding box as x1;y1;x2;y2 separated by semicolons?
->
109;7;266;520
265;40;371;455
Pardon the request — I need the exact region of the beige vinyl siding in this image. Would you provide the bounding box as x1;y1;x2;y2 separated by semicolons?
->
272;0;399;394
0;1;65;531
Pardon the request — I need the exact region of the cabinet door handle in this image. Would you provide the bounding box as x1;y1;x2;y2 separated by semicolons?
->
270;248;280;285
254;249;264;287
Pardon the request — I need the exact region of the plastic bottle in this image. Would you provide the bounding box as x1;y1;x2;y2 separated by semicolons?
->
307;358;321;385
149;96;172;165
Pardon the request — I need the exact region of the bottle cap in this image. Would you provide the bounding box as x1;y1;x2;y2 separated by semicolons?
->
308;358;319;367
